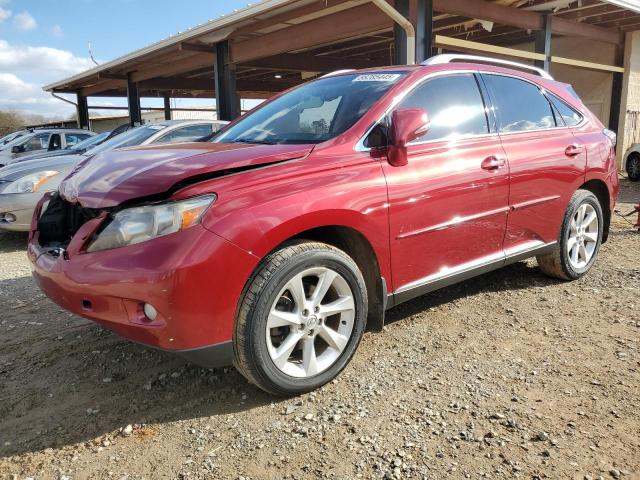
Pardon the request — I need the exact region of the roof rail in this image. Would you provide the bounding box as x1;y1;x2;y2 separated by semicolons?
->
321;69;355;78
421;54;554;80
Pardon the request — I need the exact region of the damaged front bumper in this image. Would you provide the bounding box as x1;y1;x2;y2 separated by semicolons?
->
28;193;260;366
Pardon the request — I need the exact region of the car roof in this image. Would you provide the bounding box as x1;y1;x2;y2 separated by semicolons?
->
27;128;95;134
147;119;226;127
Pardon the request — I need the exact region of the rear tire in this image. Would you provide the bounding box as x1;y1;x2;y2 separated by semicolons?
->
626;153;640;181
537;189;603;281
233;241;367;396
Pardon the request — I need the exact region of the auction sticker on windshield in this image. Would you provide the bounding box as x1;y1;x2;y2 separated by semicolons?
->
353;74;401;82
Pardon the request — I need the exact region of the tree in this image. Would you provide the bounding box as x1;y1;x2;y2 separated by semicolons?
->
0;111;25;137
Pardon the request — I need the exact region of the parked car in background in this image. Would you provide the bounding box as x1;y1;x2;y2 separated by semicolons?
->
15;131;112;163
0;120;227;231
27;56;619;396
622;144;640;181
0;130;29;146
0;129;96;167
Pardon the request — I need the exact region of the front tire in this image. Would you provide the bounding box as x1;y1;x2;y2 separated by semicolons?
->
627;153;640;181
537;189;603;280
233;241;367;396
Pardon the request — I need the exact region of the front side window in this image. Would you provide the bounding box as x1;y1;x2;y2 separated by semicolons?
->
22;133;51;152
483;75;556;133
215;72;407;145
396;74;489;143
153;124;214;144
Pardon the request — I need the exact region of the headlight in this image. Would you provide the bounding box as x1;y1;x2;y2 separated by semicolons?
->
86;195;216;253
1;171;59;194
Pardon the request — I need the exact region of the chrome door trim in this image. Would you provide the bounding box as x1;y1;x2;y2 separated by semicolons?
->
511;195;560;211
392;240;557;306
397;206;510;239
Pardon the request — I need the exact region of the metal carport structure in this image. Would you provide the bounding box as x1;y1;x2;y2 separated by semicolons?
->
43;0;640;162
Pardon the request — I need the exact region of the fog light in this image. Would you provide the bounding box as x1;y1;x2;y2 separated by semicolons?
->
143;303;158;321
1;213;16;223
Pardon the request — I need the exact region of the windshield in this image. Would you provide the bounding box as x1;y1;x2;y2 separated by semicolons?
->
0;131;23;145
70;131;110;150
3;132;35;149
85;125;167;156
215;72;406;145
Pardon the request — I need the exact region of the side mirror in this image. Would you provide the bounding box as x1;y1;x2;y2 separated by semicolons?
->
11;145;23;154
388;108;430;167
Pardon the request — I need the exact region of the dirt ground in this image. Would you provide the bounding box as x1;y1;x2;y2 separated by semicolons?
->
0;178;638;480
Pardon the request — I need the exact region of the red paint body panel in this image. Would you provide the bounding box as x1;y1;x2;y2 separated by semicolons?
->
382;135;509;288
28;62;619;354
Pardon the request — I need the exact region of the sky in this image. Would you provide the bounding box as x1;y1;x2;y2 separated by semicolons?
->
0;0;253;119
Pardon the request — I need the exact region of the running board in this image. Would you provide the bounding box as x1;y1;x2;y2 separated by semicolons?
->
389;241;557;308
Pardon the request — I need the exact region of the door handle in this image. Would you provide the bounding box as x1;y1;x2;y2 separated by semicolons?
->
565;144;583;157
481;156;505;171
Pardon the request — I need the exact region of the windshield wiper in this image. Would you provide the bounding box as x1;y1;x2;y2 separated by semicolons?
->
231;138;278;145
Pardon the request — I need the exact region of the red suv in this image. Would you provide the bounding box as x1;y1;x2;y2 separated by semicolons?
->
29;55;619;395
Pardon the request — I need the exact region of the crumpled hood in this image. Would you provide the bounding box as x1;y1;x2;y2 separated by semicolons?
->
59;142;314;208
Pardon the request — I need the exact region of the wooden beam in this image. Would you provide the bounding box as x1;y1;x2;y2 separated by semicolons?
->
81;79;126;96
130;53;214;82
139;77;299;92
550;16;624;45
98;72;127;80
550;55;625;73
242;53;375;72
179;42;216;53
434;35;546;61
233;0;368;37
432;0;623;45
432;0;542;31
231;3;392;64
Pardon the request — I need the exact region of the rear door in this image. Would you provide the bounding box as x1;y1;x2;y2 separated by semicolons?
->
481;73;586;254
382;72;510;296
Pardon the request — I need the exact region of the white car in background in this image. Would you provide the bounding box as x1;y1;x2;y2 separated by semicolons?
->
622;144;640;181
0;120;228;231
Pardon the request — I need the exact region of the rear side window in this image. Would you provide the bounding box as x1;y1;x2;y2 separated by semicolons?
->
548;94;583;127
483;75;556;133
397;74;489;142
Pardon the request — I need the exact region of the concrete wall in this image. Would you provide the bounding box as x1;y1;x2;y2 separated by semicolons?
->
617;31;640;169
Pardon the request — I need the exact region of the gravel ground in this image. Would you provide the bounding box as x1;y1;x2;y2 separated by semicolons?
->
0;178;638;480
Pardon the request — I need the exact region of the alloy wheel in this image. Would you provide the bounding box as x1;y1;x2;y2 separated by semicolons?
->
567;203;599;270
265;267;355;378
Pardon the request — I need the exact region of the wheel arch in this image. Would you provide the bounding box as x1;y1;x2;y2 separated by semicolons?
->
578;179;611;243
244;223;388;333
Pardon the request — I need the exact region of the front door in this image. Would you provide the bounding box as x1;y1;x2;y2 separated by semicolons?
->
381;73;510;298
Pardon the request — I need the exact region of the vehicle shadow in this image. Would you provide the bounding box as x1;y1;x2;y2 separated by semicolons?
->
0;257;563;459
385;259;560;324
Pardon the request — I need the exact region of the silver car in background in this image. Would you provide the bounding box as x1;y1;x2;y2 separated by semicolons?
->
0;120;228;232
0;129;96;167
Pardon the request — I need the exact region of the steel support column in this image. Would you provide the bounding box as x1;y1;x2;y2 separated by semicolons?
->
163;95;172;121
415;0;433;63
609;45;624;133
215;41;240;121
76;93;90;130
127;73;142;126
534;14;552;71
393;0;410;65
